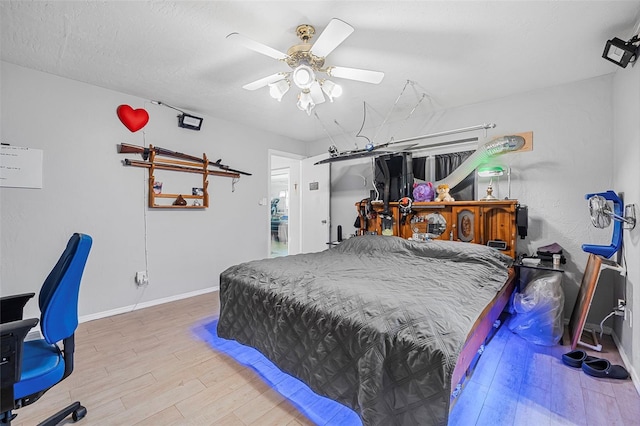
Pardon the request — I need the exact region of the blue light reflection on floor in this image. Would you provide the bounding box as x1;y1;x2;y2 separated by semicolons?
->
194;319;362;426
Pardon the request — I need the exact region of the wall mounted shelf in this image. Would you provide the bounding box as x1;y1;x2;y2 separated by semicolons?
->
121;144;240;209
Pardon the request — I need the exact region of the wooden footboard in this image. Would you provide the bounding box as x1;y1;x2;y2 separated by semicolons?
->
450;267;516;392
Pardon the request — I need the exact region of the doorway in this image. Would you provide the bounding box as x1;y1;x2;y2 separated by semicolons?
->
270;168;290;257
269;151;331;257
269;152;302;258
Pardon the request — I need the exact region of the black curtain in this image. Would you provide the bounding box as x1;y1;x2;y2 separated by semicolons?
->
374;153;413;202
435;150;475;201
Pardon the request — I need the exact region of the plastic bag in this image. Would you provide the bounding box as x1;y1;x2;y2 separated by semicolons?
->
508;273;564;346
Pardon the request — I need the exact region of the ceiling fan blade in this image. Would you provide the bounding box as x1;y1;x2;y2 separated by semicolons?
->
309;82;326;104
226;32;288;60
242;73;286;91
328;66;384;84
310;18;354;58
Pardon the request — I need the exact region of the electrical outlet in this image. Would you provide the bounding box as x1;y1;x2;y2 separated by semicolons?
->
614;299;626;317
135;271;148;286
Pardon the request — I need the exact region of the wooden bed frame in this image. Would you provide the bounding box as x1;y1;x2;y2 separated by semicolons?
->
219;234;518;422
451;267;516;393
355;199;519;399
356;200;519;259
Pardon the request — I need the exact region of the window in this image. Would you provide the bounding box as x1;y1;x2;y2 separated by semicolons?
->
413;149;476;201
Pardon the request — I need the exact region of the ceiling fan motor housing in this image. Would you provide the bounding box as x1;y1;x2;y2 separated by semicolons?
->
296;24;315;42
286;44;325;70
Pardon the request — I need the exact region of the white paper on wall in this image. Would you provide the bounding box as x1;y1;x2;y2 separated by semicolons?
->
0;145;43;189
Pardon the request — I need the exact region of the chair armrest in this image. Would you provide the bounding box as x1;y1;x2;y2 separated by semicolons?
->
0;318;39;413
0;293;36;323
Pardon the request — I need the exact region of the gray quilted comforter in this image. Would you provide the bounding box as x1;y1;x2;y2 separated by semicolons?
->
217;236;512;425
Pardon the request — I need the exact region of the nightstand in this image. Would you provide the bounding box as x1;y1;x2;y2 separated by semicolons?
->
514;259;565;293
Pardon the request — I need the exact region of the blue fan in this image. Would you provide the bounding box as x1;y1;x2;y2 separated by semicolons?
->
582;190;636;258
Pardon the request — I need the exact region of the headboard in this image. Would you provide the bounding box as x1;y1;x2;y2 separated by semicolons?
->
355;200;519;259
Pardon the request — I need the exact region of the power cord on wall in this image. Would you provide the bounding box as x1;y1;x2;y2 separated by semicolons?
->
599;310;616;339
130;128;150;312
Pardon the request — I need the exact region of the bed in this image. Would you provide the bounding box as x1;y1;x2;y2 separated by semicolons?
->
217;235;515;425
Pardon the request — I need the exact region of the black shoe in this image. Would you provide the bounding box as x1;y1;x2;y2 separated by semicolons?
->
582;358;629;380
562;349;598;368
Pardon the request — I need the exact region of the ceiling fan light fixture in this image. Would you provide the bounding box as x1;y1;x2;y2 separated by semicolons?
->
292;65;316;89
232;18;384;114
321;79;342;102
269;79;290;101
297;90;315;115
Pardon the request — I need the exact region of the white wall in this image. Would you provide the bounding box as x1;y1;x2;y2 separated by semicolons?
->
0;61;306;320
612;59;640;386
312;75;618;323
3;58;635;382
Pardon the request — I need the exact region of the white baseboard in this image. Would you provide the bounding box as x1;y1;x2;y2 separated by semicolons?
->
578;321;638;394
78;286;219;324
611;330;640;396
25;286;218;342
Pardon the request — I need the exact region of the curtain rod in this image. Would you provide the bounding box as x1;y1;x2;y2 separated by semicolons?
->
407;137;479;152
315;123;496;165
385;123;496;147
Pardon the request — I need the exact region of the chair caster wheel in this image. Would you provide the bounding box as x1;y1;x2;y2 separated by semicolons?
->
72;405;87;422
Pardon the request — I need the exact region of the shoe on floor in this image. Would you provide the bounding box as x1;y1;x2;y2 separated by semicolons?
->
562;349;598;368
582;358;629;380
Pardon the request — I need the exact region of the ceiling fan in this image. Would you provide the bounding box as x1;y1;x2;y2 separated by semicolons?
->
227;18;385;114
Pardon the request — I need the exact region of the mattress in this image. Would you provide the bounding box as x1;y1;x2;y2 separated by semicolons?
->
218;235;512;425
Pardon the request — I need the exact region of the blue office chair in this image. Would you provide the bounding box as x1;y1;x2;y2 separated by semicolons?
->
1;233;92;425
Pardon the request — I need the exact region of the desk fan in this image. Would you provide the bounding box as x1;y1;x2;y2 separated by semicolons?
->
582;190;636;258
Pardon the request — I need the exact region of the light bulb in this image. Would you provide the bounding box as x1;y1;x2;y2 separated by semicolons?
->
292;65;316;89
268;79;290;101
321;80;342;102
296;90;315;115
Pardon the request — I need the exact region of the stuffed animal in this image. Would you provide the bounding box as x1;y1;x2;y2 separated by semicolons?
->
435;184;455;202
412;182;434;202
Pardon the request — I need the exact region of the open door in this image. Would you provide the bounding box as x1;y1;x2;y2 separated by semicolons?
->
270;152;302;257
300;153;331;253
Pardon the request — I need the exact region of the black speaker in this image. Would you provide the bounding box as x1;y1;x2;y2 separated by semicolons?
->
517;205;528;239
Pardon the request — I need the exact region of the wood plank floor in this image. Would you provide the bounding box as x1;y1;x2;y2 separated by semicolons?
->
12;292;639;426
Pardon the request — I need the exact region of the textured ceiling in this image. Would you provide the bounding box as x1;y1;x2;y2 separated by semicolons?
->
2;1;639;144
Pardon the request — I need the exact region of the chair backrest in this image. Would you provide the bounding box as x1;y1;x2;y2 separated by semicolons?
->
38;233;92;344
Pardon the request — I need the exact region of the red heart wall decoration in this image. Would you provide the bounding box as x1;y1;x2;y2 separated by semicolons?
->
117;104;149;132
